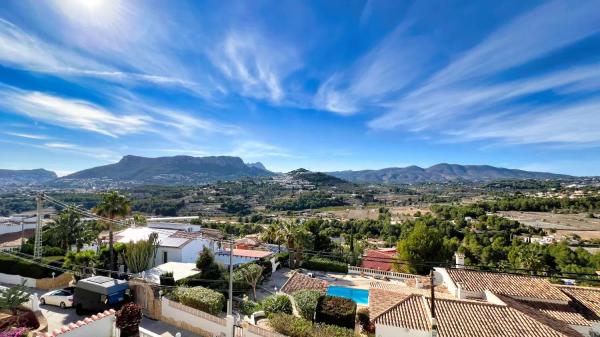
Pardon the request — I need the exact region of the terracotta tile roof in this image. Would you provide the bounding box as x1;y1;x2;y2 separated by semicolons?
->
221;249;273;259
361;249;396;271
516;300;591;326
446;269;570;302
369;282;454;321
433;297;580;337
280;272;328;295
373;293;583;337
369;287;411;319
495;295;584;337
559;285;600;320
170;230;202;239
373;294;430;331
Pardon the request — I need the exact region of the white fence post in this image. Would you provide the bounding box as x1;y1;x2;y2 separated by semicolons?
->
226;315;235;337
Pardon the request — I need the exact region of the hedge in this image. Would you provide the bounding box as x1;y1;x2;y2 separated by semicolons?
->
240;300;262;315
269;313;357;337
315;296;356;329
302;257;347;273
170;286;225;315
262;294;293;316
293;290;321;320
0;255;63;279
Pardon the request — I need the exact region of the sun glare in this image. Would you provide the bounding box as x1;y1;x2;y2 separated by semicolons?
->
53;0;123;27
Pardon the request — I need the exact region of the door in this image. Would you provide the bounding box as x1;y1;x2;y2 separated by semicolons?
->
47;291;60;305
163;251;168;263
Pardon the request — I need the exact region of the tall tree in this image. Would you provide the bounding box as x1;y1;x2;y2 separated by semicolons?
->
235;264;264;301
395;222;449;275
46;207;82;251
94;191;131;276
261;223;283;253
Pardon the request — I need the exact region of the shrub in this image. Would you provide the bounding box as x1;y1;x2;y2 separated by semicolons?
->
273;252;289;267
356;307;375;333
196;247;213;269
293;290;321;320
316;296;356;329
269;313;357;337
0;255;60;279
159;272;175;286
302;257;347;273
116;303;142;335
240;300;262;315
262;294;293;316
170;286;225;315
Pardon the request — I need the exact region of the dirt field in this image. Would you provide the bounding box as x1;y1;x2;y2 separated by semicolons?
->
499;211;600;240
317;206;429;221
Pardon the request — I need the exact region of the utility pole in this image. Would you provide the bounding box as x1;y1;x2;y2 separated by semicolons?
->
33;193;44;260
227;236;234;315
430;269;438;337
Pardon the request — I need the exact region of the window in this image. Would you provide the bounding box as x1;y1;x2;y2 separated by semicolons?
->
163;251;168;263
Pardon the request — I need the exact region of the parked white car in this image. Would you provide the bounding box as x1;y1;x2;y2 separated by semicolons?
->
40;288;74;308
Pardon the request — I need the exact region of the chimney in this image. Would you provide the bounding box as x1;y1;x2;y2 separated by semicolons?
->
455;252;465;269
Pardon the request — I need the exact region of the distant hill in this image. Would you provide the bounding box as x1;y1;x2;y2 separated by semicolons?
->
288;168;349;186
0;169;57;186
246;162;268;171
328;163;571;184
60;155;273;185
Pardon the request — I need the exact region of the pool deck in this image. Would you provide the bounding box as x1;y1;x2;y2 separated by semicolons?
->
323;272;406;289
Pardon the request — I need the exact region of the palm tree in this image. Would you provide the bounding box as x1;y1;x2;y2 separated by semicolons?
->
47;207;82;251
93;191;131;276
279;222;298;269
261;223;283;253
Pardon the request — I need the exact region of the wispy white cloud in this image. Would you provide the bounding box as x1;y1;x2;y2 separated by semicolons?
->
365;0;600;148
315;24;432;115
0;18;203;93
210;30;301;103
0;85;152;137
229;140;294;159
4;132;50;140
448;100;600;146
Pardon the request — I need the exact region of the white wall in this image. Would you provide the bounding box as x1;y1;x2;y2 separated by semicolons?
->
0;222;36;235
375;324;430;337
180;239;210;263
161;298;226;336
153;247;182;266
58;312;115;337
0;272;37;287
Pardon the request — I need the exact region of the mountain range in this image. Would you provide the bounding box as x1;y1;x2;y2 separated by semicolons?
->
0;169;57;185
59;155;272;185
0;155;576;187
327;163;570;184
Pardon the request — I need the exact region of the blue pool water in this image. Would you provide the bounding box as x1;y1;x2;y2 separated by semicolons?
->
326;286;369;305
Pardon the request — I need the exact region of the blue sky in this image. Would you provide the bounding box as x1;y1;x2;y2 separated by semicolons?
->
0;0;599;176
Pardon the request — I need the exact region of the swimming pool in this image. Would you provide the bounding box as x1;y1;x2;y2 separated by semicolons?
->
326;286;369;305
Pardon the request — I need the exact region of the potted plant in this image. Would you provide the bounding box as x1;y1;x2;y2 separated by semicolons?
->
115;303;142;337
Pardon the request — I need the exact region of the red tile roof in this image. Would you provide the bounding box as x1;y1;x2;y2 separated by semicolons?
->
222;249;273;259
446;269;570;302
280;272;328;295
374;295;582;337
361;249;396;271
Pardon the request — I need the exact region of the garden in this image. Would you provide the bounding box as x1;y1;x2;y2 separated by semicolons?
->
0;283;41;337
239;290;368;337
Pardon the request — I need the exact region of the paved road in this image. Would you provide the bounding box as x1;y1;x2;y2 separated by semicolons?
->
40;303;201;337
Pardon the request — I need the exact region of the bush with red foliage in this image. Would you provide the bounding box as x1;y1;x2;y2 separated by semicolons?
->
115;303;142;337
0;310;39;331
